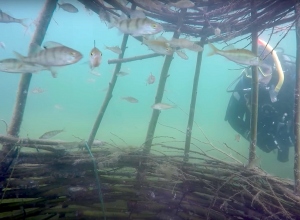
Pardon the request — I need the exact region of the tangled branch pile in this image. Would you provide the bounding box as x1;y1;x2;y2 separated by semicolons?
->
0;141;299;220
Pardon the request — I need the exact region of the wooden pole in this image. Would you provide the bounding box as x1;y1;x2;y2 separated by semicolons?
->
143;9;186;155
184;38;206;162
294;3;300;195
86;3;137;148
2;0;58;152
247;0;258;168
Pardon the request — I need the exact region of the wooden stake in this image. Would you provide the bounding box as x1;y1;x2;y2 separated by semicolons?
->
294;3;300;195
2;0;58;154
248;0;258;168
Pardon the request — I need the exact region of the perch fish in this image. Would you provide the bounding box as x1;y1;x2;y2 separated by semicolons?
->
39;129;64;139
151;103;174;110
110;16;163;36
0;9;29;27
169;0;195;8
207;43;261;66
105;45;122;55
0;58;48;74
14;41;82;67
89;40;102;70
57;3;79;13
147;73;155;84
122;97;139;103
143;36;173;55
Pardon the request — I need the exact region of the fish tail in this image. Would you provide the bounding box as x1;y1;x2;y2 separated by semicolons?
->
57;3;61;9
207;43;218;56
20;18;30;28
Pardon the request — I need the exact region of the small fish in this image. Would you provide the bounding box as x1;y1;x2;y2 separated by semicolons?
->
57;2;79;13
122;96;139;103
31;87;45;94
147;73;155;84
169;38;202;52
214;27;221;36
111;16;163;36
54;104;63;110
0;42;5;49
39;129;64;139
116;71;129;77
151;103;174;110
175;50;188;60
105;45;122;55
143;36;173;55
235;134;241;142
0;58;48;74
169;0;195;8
208;43;261;66
0;9;28;27
14;41;82;67
90;40;102;70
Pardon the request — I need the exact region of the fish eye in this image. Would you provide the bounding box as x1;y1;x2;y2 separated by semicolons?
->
91;52;94;56
70;52;76;56
151;23;157;29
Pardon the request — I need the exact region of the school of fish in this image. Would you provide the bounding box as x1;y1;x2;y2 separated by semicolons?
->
0;0;266;139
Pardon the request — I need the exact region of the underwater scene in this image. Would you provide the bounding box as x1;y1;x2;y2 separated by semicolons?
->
0;0;299;219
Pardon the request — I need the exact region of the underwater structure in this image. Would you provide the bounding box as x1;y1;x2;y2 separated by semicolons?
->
1;0;300;219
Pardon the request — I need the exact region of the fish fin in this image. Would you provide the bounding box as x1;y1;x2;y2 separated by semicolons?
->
207;43;218;56
43;41;64;49
49;67;58;78
129;9;145;18
30;43;43;54
13;51;26;61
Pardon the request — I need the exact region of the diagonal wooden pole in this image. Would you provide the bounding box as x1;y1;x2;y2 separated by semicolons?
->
294;3;300;195
143;9;186;155
2;0;58;152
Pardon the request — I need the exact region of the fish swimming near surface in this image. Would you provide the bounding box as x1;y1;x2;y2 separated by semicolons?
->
147;72;155;85
39;129;64;139
110;16;163;36
143;36;173;55
89;40;102;70
0;9;29;27
169;0;195;8
122;96;139;103
14;41;83;67
57;2;79;13
151;103;174;110
207;43;261;66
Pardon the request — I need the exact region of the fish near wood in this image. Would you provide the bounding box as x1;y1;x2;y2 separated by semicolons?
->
0;9;29;27
208;43;261;66
14;41;83;67
39;129;64;139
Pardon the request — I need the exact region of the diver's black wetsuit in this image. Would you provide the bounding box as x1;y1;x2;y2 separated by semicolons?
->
225;58;295;162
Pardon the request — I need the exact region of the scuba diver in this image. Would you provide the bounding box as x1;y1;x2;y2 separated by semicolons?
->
225;39;296;162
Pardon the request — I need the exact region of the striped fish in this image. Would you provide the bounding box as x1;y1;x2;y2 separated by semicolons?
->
39;129;64;139
0;9;28;27
14;41;82;67
112;17;163;36
0;58;47;73
208;43;261;66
